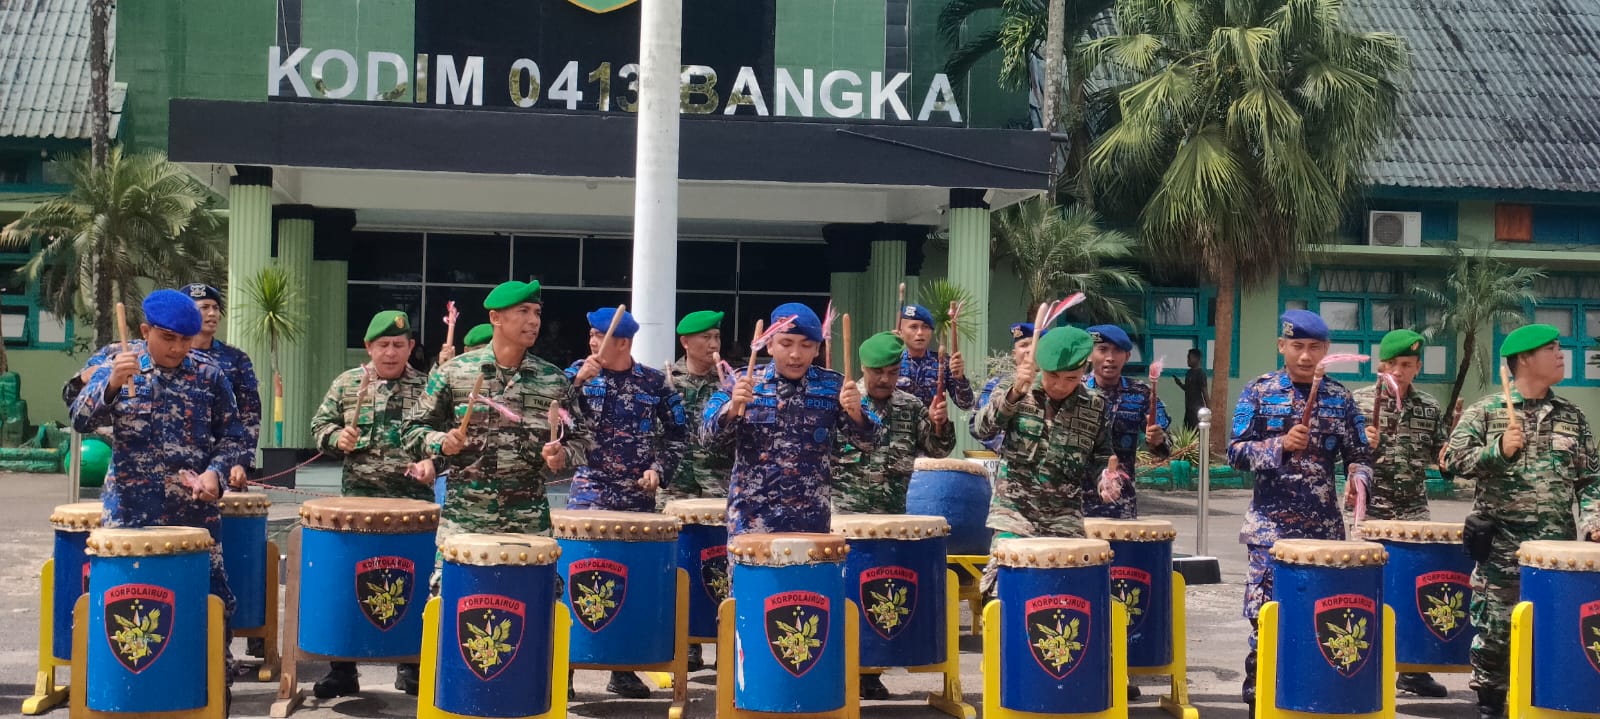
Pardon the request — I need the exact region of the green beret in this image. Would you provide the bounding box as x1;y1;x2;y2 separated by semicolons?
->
483;280;542;310
462;323;493;348
1035;326;1093;372
676;310;724;336
1377;329;1425;362
364;311;412;342
1500;323;1560;358
858;331;906;369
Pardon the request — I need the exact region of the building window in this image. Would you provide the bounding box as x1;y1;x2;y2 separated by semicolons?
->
0;154;30;185
346;231;828;368
1497;275;1600;387
0;238;75;349
1279;268;1453;382
1496;204;1533;242
1106;285;1240;377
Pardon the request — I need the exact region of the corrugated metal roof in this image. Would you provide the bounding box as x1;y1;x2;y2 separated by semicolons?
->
0;0;123;140
1348;0;1600;194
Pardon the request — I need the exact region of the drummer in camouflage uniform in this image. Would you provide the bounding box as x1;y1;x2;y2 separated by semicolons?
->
703;303;880;536
659;310;734;506
461;323;493;354
1350;329;1450;698
972;326;1118;593
402;280;593;540
972;322;1035;451
897;304;974;410
1082;324;1170;519
1229;310;1372;717
68;289;251;689
1442;323;1600;719
834;331;954;514
307;311;436;698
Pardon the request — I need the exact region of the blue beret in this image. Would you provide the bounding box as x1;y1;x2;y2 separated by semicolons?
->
142;289;202;336
587;307;639;339
1279;309;1329;342
183;283;223;311
772;303;823;342
1086;324;1133;351
900;304;935;327
1009;323;1035;344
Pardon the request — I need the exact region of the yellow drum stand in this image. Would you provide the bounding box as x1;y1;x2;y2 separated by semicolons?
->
25;502;101;715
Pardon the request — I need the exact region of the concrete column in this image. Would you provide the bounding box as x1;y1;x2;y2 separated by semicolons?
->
868;235;908;338
947;189;993;454
311;210;354;394
903;230;929;322
628;0;684;363
274;207;315;449
226;167;273;447
823;224;875;368
828;272;869;369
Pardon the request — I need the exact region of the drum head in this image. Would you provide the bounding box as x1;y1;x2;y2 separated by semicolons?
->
299;497;440;533
1084;518;1177;542
728;532;848;566
50;501;103;531
551;509;680;541
992;537;1113;568
661;499;727;527
88;526;215;557
1518;540;1600;571
831;514;950;540
220;492;271;517
1270;539;1387;567
912;457;988;477
442;533;562;566
1360;520;1463;544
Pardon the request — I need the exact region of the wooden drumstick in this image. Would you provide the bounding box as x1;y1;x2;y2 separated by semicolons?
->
597;303;626;360
842;314;853;382
547;399;563;444
116;302;133;397
1500;364;1519;432
458;374;485;434
734;320;764;418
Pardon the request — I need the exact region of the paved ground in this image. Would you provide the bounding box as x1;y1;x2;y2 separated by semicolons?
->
0;469;1481;718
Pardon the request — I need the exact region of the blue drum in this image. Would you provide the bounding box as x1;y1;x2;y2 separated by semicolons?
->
552;509;679;666
219;493;270;630
995;537;1114;714
1086;518;1176;669
434;533;561;718
1518;540;1600;713
84;526;215;712
296;497;440;658
49;502;101;661
906;458;992;556
1269;539;1388;715
1363;520;1473;667
663;499;728;641
833;514;949;668
730;533;849;713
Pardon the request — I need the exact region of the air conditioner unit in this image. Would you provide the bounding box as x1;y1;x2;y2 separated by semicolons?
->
1367;211;1422;247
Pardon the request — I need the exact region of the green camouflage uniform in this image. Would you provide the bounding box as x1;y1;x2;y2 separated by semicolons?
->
401;346;593;540
833;384;956;514
658;358;733;507
1352;382;1447;520
1441;389;1600;692
973;380;1112;539
311;365;434;501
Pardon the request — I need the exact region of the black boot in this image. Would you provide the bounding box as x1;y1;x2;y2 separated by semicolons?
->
607;671;650;699
1127;683;1142;701
1242;649;1258;719
1477;688;1506;719
860;674;889;700
686;644;706;672
312;662;359;699
1397;672;1448;698
394;663;419;696
246;637;265;659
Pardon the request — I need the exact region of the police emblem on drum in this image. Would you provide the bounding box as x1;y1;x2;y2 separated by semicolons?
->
1583;600;1600;674
1314;594;1376;677
567;557;627;632
456;594;525;681
104;584;175;673
1025;594;1093;680
765;591;830;677
355;556;416;630
859;566;917;640
700;545;729;603
1415;570;1469;642
1110;566;1153;631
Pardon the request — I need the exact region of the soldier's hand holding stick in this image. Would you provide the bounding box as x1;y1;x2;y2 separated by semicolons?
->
543;399;567;471
1500;365;1524;458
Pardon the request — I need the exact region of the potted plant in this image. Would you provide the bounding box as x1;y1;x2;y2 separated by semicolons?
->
240;266;306;486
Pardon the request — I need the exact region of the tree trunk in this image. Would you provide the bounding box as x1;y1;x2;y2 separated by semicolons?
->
1042;0;1066;183
93;271;114;347
1448;330;1475;415
1210;263;1237;456
88;0;111;169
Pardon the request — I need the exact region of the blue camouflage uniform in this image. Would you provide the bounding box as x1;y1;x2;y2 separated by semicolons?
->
1083;374;1170;518
896;305;975;410
564;308;689;512
67;290;252;659
190;338;262;463
969;323;1035;451
1229;310;1373;705
701;304;881;535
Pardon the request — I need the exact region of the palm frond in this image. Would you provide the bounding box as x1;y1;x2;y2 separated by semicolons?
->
918;279;981;342
240;267;308;348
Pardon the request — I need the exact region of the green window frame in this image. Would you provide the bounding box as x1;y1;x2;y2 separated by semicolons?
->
1494;275;1600;388
1278;268;1454;383
1108;286;1240;377
0;237;73;350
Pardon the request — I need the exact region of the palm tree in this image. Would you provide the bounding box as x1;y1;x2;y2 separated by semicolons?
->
0;149;228;347
993;197;1144;325
1084;0;1408;450
239;267;306;448
1412;248;1544;413
919;279;981;346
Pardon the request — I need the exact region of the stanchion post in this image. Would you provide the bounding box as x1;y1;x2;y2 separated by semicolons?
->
1196;407;1211;558
68;431;82;503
